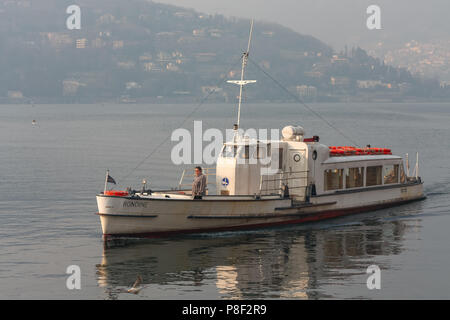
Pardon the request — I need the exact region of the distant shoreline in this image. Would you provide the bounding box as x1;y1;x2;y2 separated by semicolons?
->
1;98;450;105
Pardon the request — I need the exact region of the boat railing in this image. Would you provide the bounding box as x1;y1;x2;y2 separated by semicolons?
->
259;170;308;196
178;167;216;190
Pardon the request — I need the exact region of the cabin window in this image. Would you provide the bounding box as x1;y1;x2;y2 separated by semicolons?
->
383;164;399;184
242;145;250;159
263;145;280;169
278;148;283;170
345;167;364;188
366;166;382;186
222;145;238;158
254;145;268;159
324;169;344;191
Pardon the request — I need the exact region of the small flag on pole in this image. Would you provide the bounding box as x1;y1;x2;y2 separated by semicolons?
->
107;174;116;184
104;170;117;194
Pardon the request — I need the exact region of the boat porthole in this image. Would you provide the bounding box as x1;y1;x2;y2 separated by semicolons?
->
312;150;317;160
293;154;301;162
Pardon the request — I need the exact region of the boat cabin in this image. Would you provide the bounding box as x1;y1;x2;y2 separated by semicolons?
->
215;125;407;202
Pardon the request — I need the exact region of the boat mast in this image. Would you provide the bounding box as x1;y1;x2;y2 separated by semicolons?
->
227;19;256;131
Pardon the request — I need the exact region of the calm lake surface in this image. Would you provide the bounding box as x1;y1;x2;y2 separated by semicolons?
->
0;102;449;299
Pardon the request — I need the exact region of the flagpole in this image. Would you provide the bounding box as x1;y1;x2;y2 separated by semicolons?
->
104;169;109;194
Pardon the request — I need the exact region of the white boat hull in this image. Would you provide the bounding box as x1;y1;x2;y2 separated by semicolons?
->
96;182;425;238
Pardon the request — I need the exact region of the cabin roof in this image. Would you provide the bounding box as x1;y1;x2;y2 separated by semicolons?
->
323;154;402;164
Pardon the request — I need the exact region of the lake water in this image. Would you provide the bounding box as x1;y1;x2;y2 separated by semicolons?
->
0;102;449;299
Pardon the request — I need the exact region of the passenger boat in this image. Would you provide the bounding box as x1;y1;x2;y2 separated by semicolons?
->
96;22;425;239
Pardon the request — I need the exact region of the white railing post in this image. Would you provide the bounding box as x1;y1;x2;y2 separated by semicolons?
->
259;175;263;196
415;152;419;180
406;153;410;177
178;169;186;190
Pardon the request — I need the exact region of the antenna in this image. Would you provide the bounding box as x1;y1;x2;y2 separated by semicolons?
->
227;19;256;130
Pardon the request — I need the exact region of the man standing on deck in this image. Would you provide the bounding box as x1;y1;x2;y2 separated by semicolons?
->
192;166;207;199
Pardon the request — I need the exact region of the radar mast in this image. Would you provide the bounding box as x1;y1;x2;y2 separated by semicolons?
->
227;19;256;131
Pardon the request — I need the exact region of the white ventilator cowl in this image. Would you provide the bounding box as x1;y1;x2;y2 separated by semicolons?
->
282;126;305;140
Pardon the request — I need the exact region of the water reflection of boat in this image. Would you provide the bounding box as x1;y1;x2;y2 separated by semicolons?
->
96;209;416;299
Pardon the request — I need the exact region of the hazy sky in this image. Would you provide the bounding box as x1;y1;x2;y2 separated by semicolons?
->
155;0;450;49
